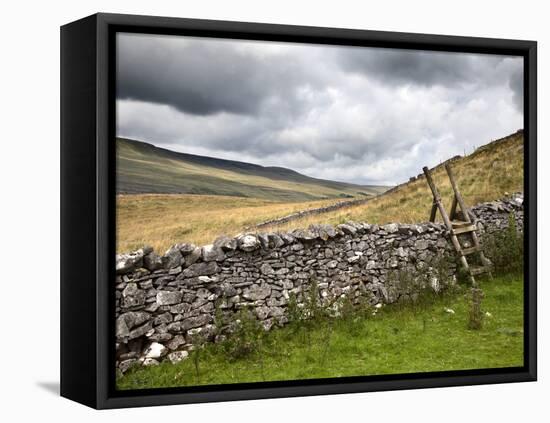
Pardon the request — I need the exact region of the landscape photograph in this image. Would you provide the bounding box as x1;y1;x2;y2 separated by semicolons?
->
114;32;525;390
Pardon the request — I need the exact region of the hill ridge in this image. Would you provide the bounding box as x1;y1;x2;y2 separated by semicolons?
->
116;137;389;201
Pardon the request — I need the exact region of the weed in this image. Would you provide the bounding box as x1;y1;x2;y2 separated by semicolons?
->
483;214;524;276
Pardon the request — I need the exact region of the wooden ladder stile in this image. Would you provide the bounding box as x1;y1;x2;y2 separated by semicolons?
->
422;164;492;287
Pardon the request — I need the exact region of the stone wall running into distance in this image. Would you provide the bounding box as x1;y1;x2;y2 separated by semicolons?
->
115;194;524;373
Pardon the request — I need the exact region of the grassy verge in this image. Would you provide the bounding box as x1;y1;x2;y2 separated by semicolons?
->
117;274;523;390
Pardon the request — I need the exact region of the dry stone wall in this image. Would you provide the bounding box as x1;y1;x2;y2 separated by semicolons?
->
115;193;524;372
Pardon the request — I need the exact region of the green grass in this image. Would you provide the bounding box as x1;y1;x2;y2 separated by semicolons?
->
117;274;524;390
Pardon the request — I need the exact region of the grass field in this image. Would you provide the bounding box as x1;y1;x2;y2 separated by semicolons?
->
116;195;345;253
117;131;523;254
116;274;523;390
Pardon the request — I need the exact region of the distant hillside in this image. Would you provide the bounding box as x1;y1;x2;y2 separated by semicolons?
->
258;130;525;231
116;138;389;201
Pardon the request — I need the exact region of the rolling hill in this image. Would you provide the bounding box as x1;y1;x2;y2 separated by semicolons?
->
116;138;389;201
259;130;525;232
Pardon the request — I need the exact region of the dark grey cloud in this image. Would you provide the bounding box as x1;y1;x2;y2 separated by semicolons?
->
338;48;502;87
117;34;322;116
116;34;523;185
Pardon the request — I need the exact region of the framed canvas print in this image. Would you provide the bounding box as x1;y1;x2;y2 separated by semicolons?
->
60;13;537;409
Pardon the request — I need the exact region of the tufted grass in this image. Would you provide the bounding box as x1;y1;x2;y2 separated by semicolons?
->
116;274;524;390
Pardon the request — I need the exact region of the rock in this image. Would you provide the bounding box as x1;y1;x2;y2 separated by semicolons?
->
178;243;197;255
410;225;424;234
156;290;183;305
292;228;317;241
166;335;186;350
116;311;150;338
163;245;183;269
267;233;285;248
243;283;272;301
280;233;295;244
366;260;377;270
347;255;361;263
338;223;357;235
201;244;226;262
255;306;270;320
143;342;167;359
185;247;202;266
436;238;448;249
291;243;304;251
142;358;159;367
383;223;399;234
143;252;163;271
122;283;139;297
260;263;274;275
269;306;285;317
118;359;138;373
182;262;220;278
395;247;408;258
327;260;338;269
128;321;153;340
116;249;145;274
257;233;270;249
154;312;173;325
168;350;189;364
238;234;260;252
414;239;429;250
121;284;146;308
214;235;237;251
181;314;212;331
311;224;337;240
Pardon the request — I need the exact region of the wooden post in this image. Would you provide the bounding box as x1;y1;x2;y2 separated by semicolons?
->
450;196;458;220
429;203;437;222
422;166;474;285
445;163;492;276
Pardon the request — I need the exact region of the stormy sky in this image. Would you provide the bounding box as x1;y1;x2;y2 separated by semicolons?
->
116;33;523;186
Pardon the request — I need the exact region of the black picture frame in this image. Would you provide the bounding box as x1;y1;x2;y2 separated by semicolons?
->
60;12;537;409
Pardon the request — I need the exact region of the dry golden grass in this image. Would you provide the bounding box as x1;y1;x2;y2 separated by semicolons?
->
262;132;524;233
116;195;345;253
117;132;523;253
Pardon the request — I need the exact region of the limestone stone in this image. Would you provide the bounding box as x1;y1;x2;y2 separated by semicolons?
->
143;342;167;359
156;290;182;305
214;235;238;251
238;234;260;252
201;244;226;262
163;246;183;269
182;262;219;278
168;350;189;364
243;283;272;301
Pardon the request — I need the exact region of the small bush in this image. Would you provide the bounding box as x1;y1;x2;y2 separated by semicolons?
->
222;308;265;362
483;214;523;275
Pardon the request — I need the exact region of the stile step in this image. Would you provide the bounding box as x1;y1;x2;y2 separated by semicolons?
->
451;220;470;227
452;224;477;235
470;266;490;276
462;246;480;255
